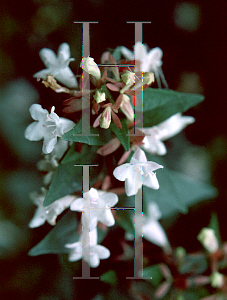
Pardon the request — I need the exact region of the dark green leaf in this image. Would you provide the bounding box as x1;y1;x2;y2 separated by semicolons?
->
143;265;163;286
29;210;79;256
62;117;111;145
209;213;221;244
100;270;118;286
144;152;217;218
115;209;134;235
44;144;102;206
110;119;130;151
137;88;204;127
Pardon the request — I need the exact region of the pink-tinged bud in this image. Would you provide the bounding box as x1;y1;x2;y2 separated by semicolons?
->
99;107;111;129
121;70;135;85
94;89;106;103
80;57;101;80
120;94;134;121
143;72;155;85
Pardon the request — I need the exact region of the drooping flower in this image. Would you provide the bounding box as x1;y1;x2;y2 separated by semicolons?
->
33;43;78;88
197;228;219;253
140;113;195;155
70;188;118;230
113;148;163;196
125;201;170;250
25;104;75;154
65;227;110;268
80;57;101;80
29;188;76;228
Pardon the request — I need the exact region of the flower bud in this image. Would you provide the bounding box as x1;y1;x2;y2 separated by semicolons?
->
94;89;106;103
80;57;101;80
120;94;134;121
121;70;135;85
99;107;111;129
197;228;219;253
143;72;155;85
210;272;224;288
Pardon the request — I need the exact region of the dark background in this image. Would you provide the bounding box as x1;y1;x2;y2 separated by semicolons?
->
0;0;226;299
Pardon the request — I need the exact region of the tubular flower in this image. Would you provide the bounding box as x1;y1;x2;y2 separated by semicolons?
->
140;113;195;155
25;104;75;154
65;227;110;268
70;188;118;231
113;148;163;196
29;188;76;228
33;43;78;88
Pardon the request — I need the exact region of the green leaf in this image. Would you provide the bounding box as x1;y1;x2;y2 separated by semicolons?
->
29;211;79;256
142;265;163;286
144;152;217;218
100;270;118;286
115;209;134;235
44;144;102;206
110;119;130;151
209;213;221;244
29;211;108;256
137;88;204;127
62;117;111;145
101;84;115;103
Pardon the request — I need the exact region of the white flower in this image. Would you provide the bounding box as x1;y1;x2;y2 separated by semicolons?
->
25;104;75;154
116;41;168;88
143;202;170;248
33;43;78;88
113;148;163;196
120;94;134;121
141;113;195;155
99;106;112;129
125;202;170;249
29;188;76;228
65;227;110;268
210;272;224;288
70;188;118;230
197;228;219;253
80;57;101;80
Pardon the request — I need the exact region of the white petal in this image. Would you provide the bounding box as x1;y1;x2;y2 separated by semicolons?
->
134;41;147;61
88;252;100;268
120;46;134;60
145;161;163;172
70;198;84;211
39;48;57;67
42;136;57;154
125;170;142;196
95;245;110;259
57;43;71;62
98;209;115;227
100;192;118;207
29;104;47;121
55;68;78;88
143;220;169;247
147;47;163;68
25;122;45;141
113;163;132;181
143;172;160;190
130;148;147;163
57;117;75;136
33;68;53;80
29;207;46;228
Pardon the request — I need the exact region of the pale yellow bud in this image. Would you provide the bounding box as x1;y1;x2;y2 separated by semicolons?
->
94;89;106;103
197;228;219;253
143;72;155;85
210;272;224;288
121;70;135;86
80;57;101;80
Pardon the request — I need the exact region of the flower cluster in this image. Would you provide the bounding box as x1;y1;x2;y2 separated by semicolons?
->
25;41;201;274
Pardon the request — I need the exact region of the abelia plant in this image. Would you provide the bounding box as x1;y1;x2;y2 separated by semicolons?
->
25;41;220;298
